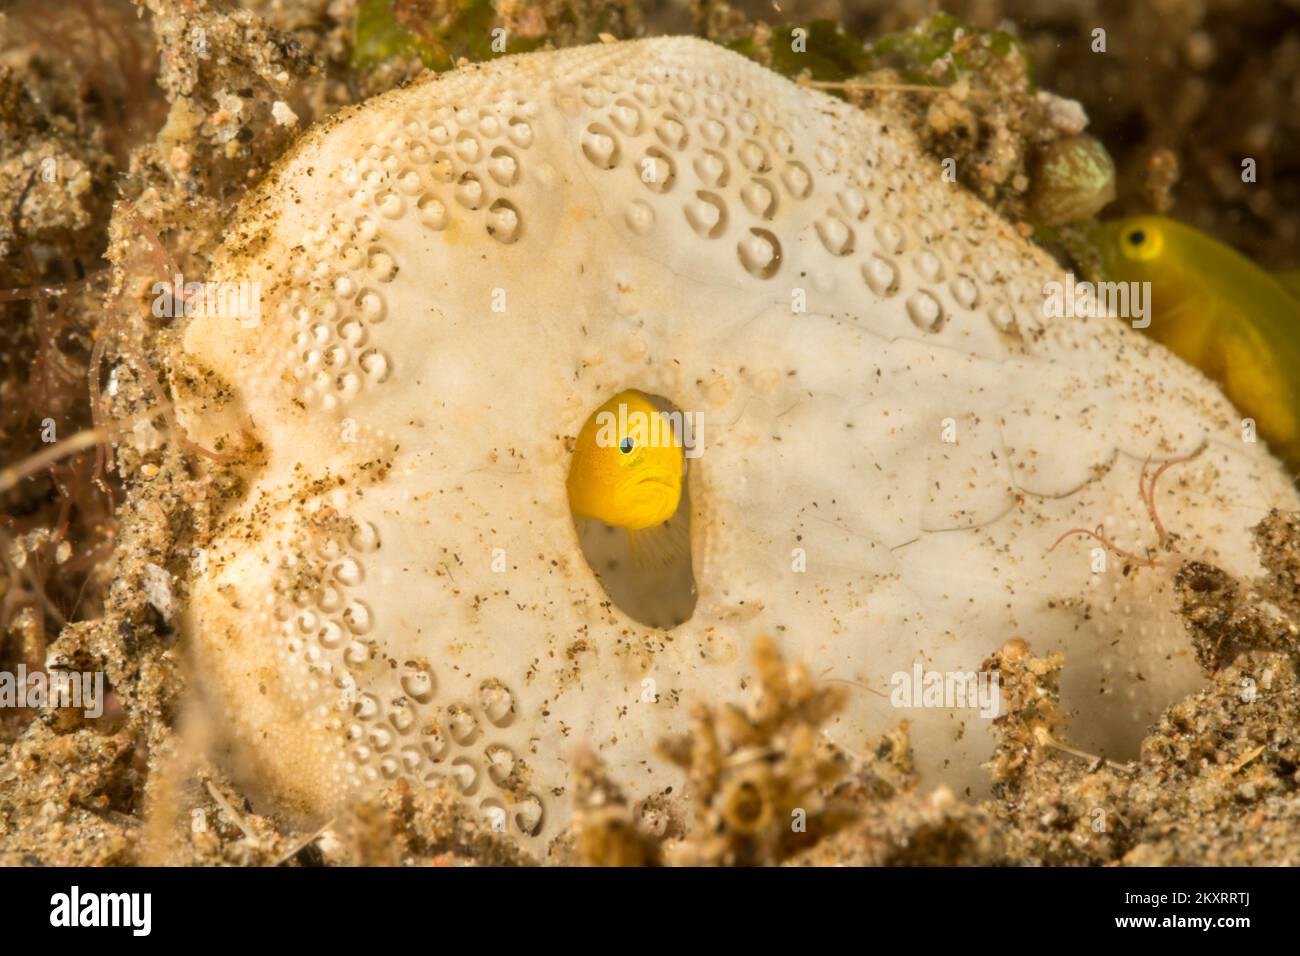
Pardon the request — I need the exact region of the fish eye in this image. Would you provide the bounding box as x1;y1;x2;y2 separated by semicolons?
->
619;437;634;455
1120;223;1163;261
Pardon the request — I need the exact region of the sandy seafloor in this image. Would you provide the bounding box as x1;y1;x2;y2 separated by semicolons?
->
1;0;1299;866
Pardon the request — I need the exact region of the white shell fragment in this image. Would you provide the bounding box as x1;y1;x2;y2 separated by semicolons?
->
175;37;1298;848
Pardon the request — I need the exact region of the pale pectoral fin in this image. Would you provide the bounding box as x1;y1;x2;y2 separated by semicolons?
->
626;513;691;570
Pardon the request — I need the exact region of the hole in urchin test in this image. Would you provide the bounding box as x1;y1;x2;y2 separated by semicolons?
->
567;389;698;629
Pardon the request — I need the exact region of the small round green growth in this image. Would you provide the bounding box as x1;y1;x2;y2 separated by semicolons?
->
1029;134;1117;227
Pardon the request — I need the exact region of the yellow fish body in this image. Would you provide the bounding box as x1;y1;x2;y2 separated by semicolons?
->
567;390;685;556
1078;214;1300;472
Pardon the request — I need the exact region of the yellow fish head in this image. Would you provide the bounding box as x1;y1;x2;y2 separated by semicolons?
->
566;390;684;532
1070;214;1173;287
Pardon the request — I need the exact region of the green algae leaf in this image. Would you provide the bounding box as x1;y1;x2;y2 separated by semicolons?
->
868;12;965;81
867;13;1034;89
726;20;868;84
352;0;544;73
353;0;442;70
770;21;870;82
724;15;1031;95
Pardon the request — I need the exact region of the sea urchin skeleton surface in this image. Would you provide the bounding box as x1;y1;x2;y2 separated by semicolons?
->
174;37;1298;848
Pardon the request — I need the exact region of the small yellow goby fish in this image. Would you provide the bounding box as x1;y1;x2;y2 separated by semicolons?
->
1076;214;1300;472
566;389;685;559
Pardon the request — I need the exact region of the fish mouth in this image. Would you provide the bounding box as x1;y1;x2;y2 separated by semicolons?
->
620;475;680;519
634;476;676;491
629;477;679;505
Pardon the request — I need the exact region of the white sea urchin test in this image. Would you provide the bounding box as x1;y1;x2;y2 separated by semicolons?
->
173;37;1298;848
